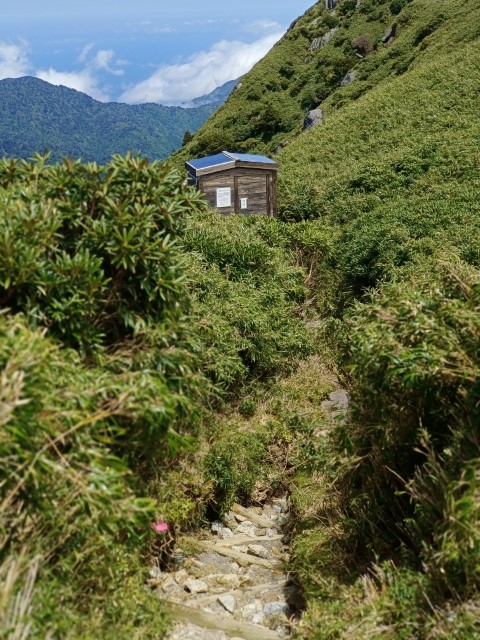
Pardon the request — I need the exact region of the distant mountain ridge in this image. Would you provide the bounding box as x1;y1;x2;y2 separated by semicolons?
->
186;79;239;107
0;76;234;164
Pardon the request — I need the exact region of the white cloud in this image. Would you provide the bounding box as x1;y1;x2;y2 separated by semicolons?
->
93;50;124;76
246;20;283;34
119;31;283;105
0;41;30;79
78;43;94;64
35;67;110;101
36;46;125;102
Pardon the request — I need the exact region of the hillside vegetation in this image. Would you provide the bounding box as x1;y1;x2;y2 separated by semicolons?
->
0;77;222;164
181;0;480;636
0;155;309;637
2;0;480;637
177;0;396;161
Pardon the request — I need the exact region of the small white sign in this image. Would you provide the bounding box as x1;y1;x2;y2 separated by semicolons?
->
216;187;232;208
240;198;248;210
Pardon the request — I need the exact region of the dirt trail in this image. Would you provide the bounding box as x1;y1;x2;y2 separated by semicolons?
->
150;355;349;640
152;498;296;639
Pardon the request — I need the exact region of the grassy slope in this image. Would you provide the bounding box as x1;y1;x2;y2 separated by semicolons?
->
178;0;480;637
175;0;397;162
275;1;480;637
279;0;480;224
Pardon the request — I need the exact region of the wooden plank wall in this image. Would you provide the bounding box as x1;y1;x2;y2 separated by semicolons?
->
200;168;276;216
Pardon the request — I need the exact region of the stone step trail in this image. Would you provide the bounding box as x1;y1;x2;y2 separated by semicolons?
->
152;497;298;639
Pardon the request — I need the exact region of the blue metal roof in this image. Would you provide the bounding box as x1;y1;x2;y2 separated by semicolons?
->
186;153;233;171
186;151;277;174
225;152;277;164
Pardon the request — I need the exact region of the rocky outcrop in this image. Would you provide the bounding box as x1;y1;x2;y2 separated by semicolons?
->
381;24;398;44
325;0;338;9
309;27;338;52
341;71;357;87
273;141;289;155
304;108;324;130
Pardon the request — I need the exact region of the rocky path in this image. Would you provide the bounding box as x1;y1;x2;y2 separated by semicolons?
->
151;497;297;640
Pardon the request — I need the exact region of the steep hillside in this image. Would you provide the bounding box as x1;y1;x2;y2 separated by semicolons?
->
2;1;480;637
277;1;480;637
0;77;228;163
178;0;480;637
177;0;397;160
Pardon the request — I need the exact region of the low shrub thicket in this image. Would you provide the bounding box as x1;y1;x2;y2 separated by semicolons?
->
183;212;311;388
0;155;311;636
267;0;480;634
340;258;480;577
0;154;210;636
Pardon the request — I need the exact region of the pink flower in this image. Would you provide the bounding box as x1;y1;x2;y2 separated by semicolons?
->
152;518;169;533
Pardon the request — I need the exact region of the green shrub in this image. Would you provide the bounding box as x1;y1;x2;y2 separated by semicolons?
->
390;0;409;15
336;258;480;575
0;154;205;352
239;397;257;418
0;155;208;636
183;211;310;388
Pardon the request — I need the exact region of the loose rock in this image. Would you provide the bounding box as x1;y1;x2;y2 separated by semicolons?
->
217;594;236;614
241;600;265;625
185;579;209;595
236;521;257;537
163;495;299;639
264;602;289;618
214;574;242;590
248;544;270;560
304;109;323;130
149;566;162;580
341;71;357;87
174;569;189;587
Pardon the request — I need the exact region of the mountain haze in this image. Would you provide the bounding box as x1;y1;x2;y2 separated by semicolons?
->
187;79;239;107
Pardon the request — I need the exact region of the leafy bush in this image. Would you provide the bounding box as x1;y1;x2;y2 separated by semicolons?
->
351;34;375;55
183;211;310;388
390;0;409;15
336;259;480;585
0;154;205;352
0;154;208;636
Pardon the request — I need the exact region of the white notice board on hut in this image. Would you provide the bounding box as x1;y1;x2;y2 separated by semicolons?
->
216;187;231;208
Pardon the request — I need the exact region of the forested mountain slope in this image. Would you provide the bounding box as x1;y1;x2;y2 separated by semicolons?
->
0;77;224;163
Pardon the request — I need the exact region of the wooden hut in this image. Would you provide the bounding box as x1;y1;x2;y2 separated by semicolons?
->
186;151;279;216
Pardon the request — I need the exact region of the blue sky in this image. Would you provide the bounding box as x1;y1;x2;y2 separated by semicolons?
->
0;1;313;104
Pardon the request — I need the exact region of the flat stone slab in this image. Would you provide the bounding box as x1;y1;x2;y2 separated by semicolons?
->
192;539;283;570
215;534;282;548
218;594;236;613
185;579;209;595
232;504;276;529
168;602;280;640
248;545;270;560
